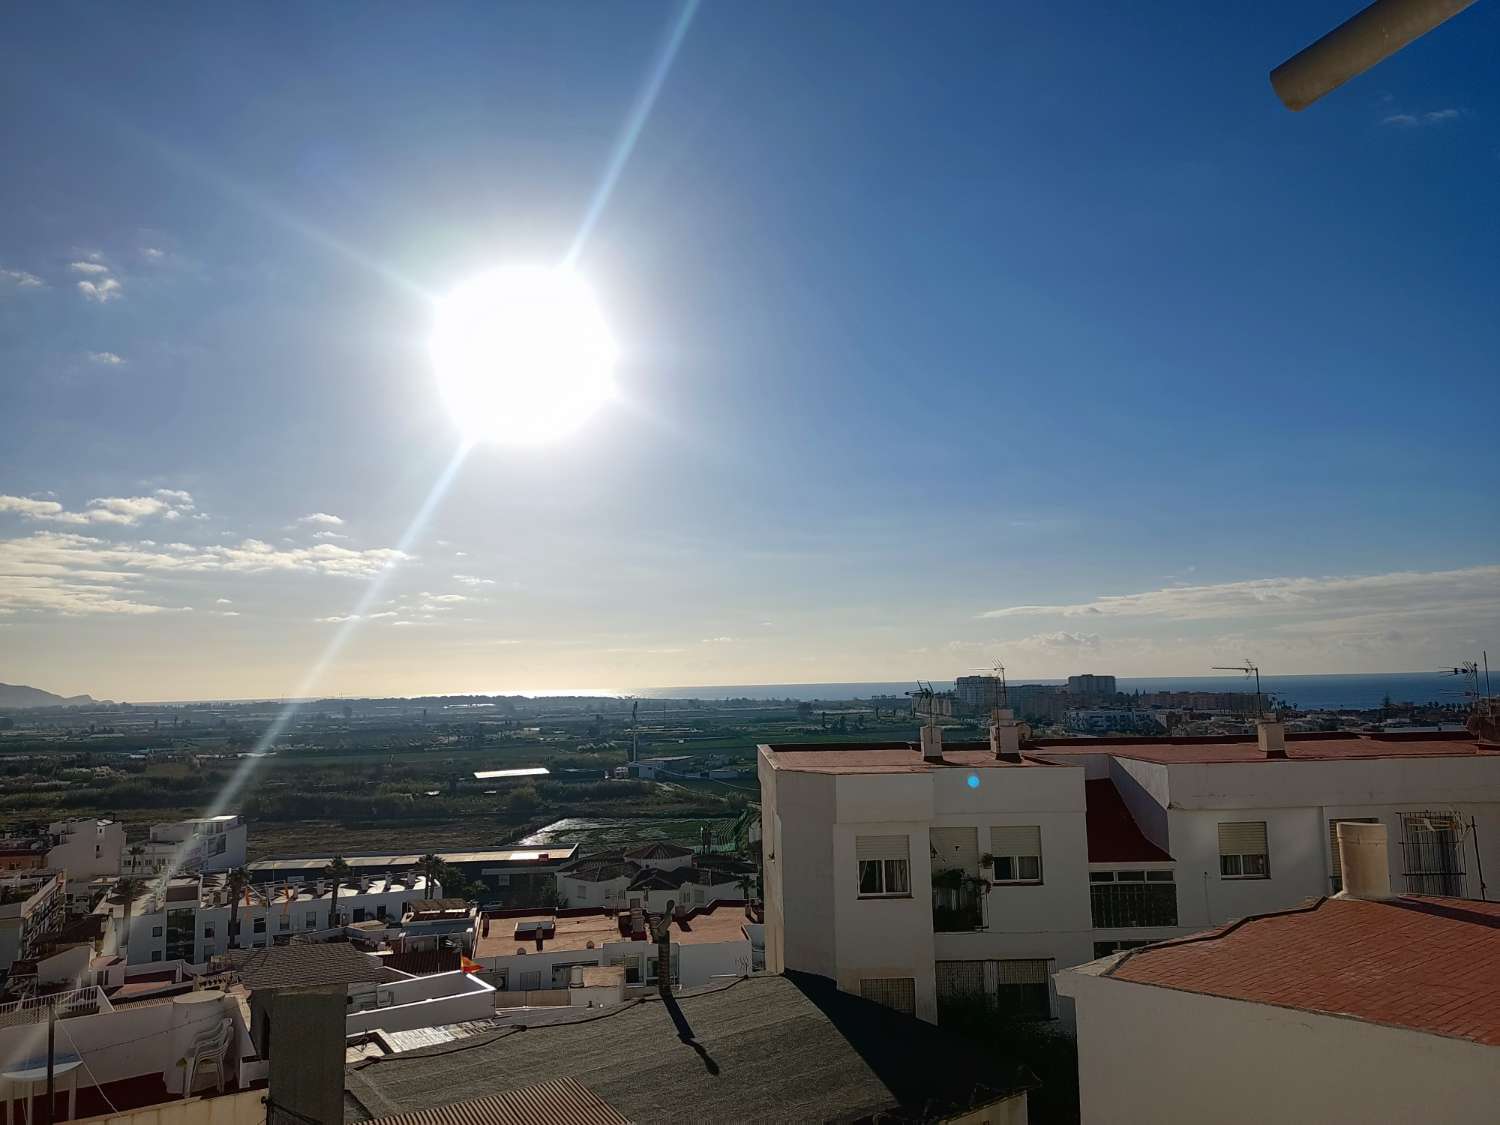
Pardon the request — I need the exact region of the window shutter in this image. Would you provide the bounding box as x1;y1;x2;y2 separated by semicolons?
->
936;960;986;1001
1217;822;1267;856
856;835;908;863
930;827;979;874
995;958;1050;984
991;825;1042;857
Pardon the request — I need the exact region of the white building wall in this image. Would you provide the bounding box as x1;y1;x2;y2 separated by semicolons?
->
47;819;127;879
345;971;494;1034
1059;968;1500;1125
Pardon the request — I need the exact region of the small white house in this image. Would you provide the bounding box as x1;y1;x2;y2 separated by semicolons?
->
1057;828;1500;1123
122;814;248;877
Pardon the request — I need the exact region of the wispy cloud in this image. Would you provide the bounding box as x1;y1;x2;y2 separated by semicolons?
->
312;530;347;540
77;277;123;303
142;247;165;261
0;489;196;526
0;529;408;617
70;261;110;275
980;565;1500;627
1;267;46;291
453;574;495;587
1382;108;1462;128
88;351;126;366
701;635;734;644
297;512;344;527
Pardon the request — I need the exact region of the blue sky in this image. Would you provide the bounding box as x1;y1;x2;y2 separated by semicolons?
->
2;2;1497;701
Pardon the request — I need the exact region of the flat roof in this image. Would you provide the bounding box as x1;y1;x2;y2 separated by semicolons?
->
474;906;747;958
1031;731;1496;765
761;741;1054;774
472;767;550;780
246;846;577;873
763;732;1496;773
345;974;1035;1123
1104;895;1500;1047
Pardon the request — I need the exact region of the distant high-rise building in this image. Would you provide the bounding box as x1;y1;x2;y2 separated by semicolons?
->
954;675;1005;717
1066;674;1117;698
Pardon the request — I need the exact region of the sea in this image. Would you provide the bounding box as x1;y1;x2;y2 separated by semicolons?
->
636;672;1477;711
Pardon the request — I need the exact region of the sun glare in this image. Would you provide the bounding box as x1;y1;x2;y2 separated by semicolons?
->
431;266;617;446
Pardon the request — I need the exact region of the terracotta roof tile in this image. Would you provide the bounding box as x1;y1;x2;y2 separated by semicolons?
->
1106;895;1500;1046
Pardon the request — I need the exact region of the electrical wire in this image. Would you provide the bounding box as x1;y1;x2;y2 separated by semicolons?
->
58;1019;119;1116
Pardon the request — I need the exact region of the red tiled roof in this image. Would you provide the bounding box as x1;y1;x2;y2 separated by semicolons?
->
1107;895;1500;1046
1033;731;1495;765
1084;779;1171;862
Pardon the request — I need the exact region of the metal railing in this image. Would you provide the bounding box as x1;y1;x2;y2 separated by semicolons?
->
0;984;111;1028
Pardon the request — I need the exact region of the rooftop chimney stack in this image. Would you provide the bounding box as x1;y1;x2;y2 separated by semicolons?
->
920;722;944;763
1335;821;1392;901
1257;718;1287;758
990;708;1023;762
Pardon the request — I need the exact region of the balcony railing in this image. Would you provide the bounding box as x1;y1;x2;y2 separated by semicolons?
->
0;984;112;1029
931;873;984;932
1090;882;1177;928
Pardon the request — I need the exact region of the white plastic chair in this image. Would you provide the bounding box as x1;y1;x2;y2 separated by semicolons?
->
182;1017;233;1098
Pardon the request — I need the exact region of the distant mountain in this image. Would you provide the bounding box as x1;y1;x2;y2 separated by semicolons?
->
0;683;97;709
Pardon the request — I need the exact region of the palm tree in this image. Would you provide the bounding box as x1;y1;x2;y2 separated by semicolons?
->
109;876;146;956
225;867;249;949
418;854;444;901
324;856;351;930
126;843;146;876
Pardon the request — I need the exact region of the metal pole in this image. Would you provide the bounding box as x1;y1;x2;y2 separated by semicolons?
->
1473;817;1487;902
44;995;56;1125
1270;0;1478;111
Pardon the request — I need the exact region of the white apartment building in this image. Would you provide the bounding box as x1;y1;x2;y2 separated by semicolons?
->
0;870;67;973
45;818;128;880
472;904;752;999
758;717;1500;1025
122;814;248;877
103;870;437;966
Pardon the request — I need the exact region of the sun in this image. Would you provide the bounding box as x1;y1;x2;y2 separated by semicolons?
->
430;266;618;446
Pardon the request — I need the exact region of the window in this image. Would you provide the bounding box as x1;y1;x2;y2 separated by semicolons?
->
253;917;266;935
152;926;163;938
859;977;916;1015
1400;811;1466;897
989;826;1042;884
352;908;366;923
203;925;215;940
1328;817;1380;892
1090;870;1177;927
305;912;317;928
935;960;1052;1019
1218;822;1269;879
376;905;387;921
856;835;911;898
151;951;162;962
279;915;290;931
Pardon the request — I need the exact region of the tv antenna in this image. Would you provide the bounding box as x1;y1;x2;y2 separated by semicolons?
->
1212;660;1264;717
906;681;937;721
991;661;1009;709
1440;661;1483;706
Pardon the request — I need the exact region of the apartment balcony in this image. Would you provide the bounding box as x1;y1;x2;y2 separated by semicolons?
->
931;873;984;933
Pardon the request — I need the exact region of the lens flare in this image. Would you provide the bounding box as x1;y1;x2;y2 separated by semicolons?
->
431;266;617;446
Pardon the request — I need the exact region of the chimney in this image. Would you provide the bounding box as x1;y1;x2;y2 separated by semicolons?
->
1257;718;1287;759
1335;821;1392;901
990;708;1023;762
920;722;944;763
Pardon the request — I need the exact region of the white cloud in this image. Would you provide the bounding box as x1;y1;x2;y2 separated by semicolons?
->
701;636;734;644
425;593;466;603
215;597;233;605
313;530;347;540
297;513;344;527
453;574;495;586
1382;108;1461;127
980;565;1500;628
70;261;110;275
88;351;125;366
217;610;240;617
142;247;165;261
0;529;408;618
1;268;45;291
77;278;123;303
315;609;398;623
1010;630;1102;652
0;490;195;526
